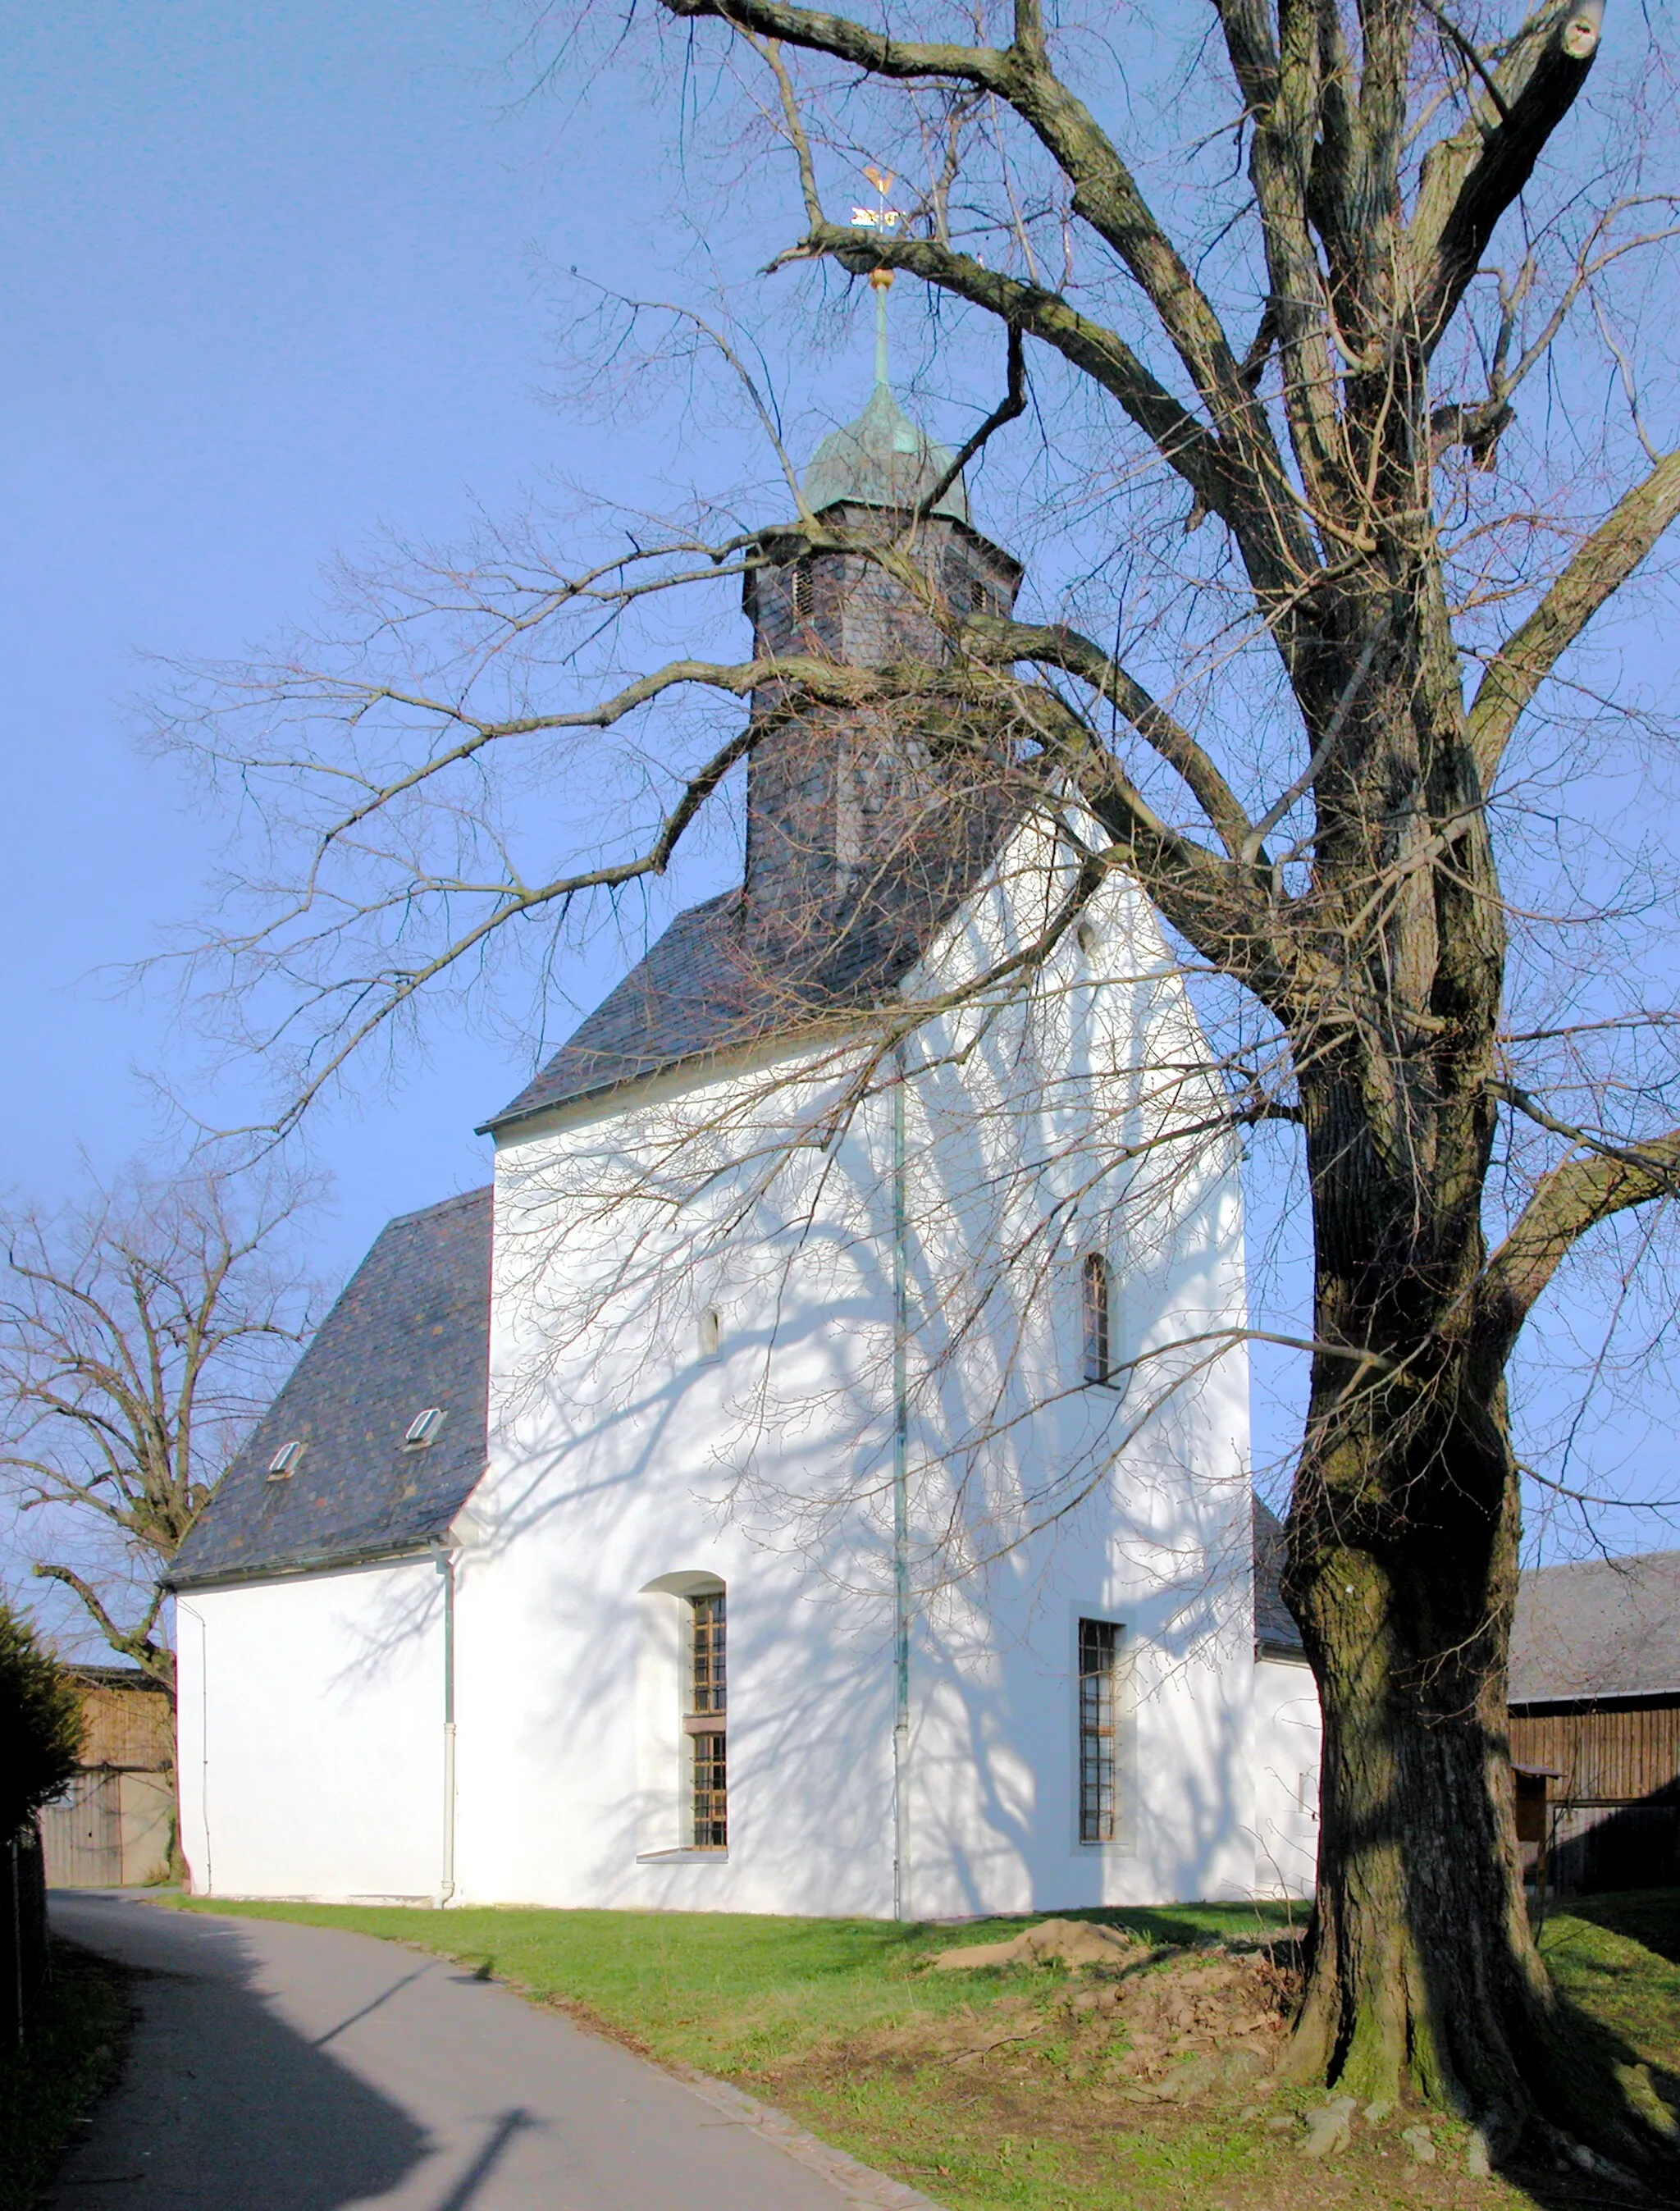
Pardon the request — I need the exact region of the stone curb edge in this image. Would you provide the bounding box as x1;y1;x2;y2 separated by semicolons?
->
673;2063;947;2211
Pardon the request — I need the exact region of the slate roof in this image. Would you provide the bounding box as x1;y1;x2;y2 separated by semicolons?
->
1252;1497;1305;1661
1509;1549;1680;1705
484;817;1016;1135
168;1188;492;1591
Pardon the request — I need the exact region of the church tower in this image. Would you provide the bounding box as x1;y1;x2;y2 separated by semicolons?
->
741;291;1023;959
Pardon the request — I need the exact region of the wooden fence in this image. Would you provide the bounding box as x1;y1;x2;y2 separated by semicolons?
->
1510;1696;1680;1894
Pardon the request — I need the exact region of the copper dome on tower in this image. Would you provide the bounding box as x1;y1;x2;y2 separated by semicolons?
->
801;381;970;525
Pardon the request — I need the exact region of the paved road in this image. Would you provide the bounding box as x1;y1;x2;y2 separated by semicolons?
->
48;1894;915;2211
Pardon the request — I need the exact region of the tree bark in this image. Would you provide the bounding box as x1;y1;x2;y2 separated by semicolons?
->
1285;1358;1541;2120
1281;1068;1672;2158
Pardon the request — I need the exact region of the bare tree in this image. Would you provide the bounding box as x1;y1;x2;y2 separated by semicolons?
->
144;0;1680;2163
0;1167;317;1697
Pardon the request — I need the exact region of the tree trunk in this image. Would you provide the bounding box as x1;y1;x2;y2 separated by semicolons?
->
1285;1366;1544;2122
1281;1106;1674;2162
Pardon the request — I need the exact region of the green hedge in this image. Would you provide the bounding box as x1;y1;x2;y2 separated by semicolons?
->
0;1605;81;1844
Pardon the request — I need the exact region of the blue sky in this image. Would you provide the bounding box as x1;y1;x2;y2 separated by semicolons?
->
2;1;570;1231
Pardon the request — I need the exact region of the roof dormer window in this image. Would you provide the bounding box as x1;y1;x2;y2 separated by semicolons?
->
403;1407;447;1450
266;1439;304;1481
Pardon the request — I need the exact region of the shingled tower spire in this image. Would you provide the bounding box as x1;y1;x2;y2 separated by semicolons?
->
741;281;1023;958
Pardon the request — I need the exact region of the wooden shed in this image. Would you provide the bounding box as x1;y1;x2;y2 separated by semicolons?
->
1508;1551;1680;1895
41;1667;174;1889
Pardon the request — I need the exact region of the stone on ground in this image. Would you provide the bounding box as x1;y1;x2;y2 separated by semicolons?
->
1299;2093;1358;2158
927;1918;1144;1972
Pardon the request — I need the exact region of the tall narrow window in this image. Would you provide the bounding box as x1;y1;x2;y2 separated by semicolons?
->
791;558;815;623
1082;1253;1112;1385
687;1591;728;1848
1078;1618;1121;1843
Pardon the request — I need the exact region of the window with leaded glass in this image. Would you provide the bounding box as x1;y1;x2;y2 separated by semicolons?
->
690;1591;725;1716
692;1729;728;1849
1078;1618;1121;1843
688;1591;727;1848
1082;1253;1112;1385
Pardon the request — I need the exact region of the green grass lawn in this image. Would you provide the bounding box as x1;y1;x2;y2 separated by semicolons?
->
0;1943;128;2211
165;1890;1680;2211
1532;1892;1680;2138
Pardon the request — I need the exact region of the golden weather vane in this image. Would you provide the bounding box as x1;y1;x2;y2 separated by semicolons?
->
851;167;904;381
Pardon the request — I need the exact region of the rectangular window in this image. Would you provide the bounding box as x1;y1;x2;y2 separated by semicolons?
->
1082;1254;1112;1385
692;1732;728;1849
688;1592;727;1847
1078;1618;1121;1843
691;1591;726;1715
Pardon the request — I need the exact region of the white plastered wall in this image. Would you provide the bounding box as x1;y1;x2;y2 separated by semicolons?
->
893;818;1260;1913
1249;1655;1322;1900
175;1556;446;1903
452;820;1267;1916
451;1172;902;1913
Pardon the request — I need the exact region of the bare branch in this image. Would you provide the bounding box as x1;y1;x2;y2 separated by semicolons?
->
1476;1118;1680;1360
970;615;1259;861
1467;448;1680;786
1407;0;1605;354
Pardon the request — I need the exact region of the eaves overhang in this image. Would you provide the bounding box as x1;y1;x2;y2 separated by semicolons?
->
1507;1685;1680;1711
165;1530;452;1597
477;1011;871;1144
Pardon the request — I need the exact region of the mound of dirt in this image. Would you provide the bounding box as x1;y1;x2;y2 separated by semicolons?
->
903;1928;1299;2104
1102;1948;1293;2095
927;1917;1146;1971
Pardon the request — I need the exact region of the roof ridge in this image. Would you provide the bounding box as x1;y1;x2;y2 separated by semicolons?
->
1522;1548;1680;1578
386;1185;494;1230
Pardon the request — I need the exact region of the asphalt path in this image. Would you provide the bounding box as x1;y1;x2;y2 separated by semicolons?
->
48;1894;923;2211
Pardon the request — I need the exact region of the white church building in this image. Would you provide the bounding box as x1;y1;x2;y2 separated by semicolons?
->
168;368;1322;1918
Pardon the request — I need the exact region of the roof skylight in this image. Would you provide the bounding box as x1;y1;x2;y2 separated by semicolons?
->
266;1439;303;1480
403;1407;447;1449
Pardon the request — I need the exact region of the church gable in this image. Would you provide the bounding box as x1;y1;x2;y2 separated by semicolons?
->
489;362;1034;1141
482;811;1020;1139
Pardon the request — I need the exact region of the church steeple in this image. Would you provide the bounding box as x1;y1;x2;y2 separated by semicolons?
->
801;275;970;526
740;297;1023;944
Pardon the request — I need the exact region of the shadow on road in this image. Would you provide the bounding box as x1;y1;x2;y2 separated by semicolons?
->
44;1898;525;2211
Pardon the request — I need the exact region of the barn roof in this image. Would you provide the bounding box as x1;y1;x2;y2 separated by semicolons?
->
167;1187;492;1592
1509;1549;1680;1705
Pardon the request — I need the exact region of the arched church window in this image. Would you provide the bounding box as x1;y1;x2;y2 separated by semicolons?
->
698;1305;722;1361
1082;1253;1112;1386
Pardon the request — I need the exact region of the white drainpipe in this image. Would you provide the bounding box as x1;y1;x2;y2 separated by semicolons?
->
434;1544;457;1907
891;1048;911;1922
